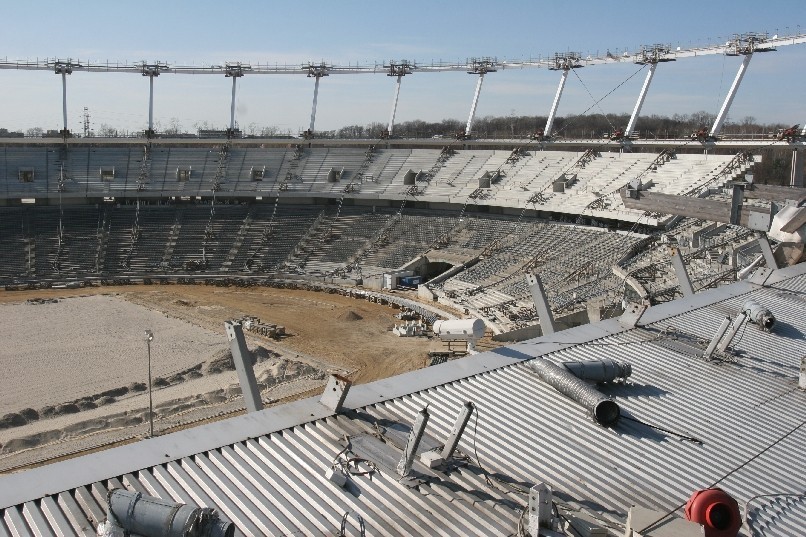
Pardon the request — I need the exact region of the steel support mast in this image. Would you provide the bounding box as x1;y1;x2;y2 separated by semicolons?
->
464;58;496;138
141;63;165;138
544;53;582;138
710;33;774;138
385;60;413;137
304;63;329;137
54;61;75;137
225;63;248;137
625;45;675;137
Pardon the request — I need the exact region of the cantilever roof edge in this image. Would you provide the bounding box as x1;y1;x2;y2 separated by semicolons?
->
1;262;804;510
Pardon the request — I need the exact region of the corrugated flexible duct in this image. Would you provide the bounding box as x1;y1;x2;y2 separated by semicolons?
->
105;489;235;537
529;359;621;426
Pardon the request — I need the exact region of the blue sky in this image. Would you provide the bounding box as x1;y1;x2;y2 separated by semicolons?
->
1;0;805;133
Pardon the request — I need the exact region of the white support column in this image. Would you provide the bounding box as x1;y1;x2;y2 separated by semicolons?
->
625;63;657;136
465;73;485;137
544;69;569;138
148;74;155;133
710;54;753;137
309;76;321;132
61;71;68;133
387;74;403;136
229;75;238;131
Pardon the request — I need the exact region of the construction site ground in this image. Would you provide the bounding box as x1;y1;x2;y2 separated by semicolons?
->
0;283;487;472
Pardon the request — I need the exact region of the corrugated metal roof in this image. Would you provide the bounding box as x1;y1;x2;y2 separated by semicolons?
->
1;264;805;536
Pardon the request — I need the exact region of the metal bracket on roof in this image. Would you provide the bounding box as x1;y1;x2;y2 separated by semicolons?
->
528;483;554;536
619;302;649;328
703;316;732;360
717;312;748;353
320;374;352;413
397;407;430;477
440;402;474;461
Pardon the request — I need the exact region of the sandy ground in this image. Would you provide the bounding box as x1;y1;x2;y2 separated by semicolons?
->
0;284;446;471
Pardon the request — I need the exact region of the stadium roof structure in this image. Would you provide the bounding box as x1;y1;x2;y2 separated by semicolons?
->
1;263;805;536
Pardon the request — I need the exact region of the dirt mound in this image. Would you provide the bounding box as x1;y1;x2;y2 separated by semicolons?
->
338;310;363;322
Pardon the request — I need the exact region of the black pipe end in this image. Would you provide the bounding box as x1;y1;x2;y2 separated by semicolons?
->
594;400;620;426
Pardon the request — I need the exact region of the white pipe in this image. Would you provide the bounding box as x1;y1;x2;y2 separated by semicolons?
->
465;73;485;136
229;75;237;131
148;74;154;132
710;54;752;137
544;69;569;138
387;74;402;135
625;63;657;136
309;76;321;132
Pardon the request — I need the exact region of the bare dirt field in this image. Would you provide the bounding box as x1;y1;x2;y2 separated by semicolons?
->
0;284;445;471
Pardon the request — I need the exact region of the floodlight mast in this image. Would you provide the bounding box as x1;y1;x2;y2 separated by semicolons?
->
464;58;497;138
141;63;166;138
544;53;582;138
710;33;774;138
53;61;77;137
225;63;249;137
304;63;330;137
624;45;675;137
385;60;413;137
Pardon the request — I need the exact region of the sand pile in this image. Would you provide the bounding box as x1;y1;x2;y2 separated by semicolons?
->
338;310;363;321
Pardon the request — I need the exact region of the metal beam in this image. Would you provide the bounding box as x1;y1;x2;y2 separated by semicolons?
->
743;183;806;201
61;71;68;133
670;247;695;297
703;316;732;359
544;69;568;138
710;54;752;137
440;402;474;461
229;76;238;131
309;75;321;132
526;272;557;335
397;407;429;477
1;34;804;76
792;148;804;188
148;75;155;133
620;190;771;230
224;321;263;413
388;74;402;135
757;235;779;269
465;73;485;137
625;63;656;136
717;312;748;353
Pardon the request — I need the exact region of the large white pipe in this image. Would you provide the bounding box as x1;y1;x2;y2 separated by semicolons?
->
309;75;321;132
465;73;485;137
387;74;402;135
544;69;569;138
625;63;657;136
710;54;753;137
